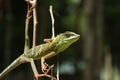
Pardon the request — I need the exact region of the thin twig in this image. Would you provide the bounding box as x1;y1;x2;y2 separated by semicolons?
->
49;5;55;39
32;1;38;48
49;5;55;80
51;66;53;80
49;5;60;80
24;0;32;53
56;56;60;80
32;0;37;47
29;0;38;55
38;74;57;80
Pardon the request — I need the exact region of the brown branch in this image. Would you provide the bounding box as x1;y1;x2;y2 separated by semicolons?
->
26;0;38;55
37;74;57;80
29;0;38;53
24;0;33;52
32;1;38;48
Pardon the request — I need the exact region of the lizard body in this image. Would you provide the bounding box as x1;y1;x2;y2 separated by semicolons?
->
0;31;80;79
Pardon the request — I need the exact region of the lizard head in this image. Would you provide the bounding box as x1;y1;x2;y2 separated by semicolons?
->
54;31;80;53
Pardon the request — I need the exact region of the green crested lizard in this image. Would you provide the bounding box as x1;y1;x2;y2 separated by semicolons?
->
0;31;80;79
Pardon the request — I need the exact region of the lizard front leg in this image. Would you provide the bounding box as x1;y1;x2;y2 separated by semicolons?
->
41;57;54;74
41;38;55;74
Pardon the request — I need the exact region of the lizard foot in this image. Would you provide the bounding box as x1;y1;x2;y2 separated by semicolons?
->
42;61;54;74
43;38;53;43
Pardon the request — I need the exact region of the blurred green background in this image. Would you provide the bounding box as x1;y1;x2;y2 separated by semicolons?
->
0;0;120;80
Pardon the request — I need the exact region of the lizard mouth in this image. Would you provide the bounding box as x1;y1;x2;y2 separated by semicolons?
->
72;34;80;39
65;34;80;44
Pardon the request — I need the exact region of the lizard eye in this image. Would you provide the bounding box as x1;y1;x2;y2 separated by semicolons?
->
64;33;71;38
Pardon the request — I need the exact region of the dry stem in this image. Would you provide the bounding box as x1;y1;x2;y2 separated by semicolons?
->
24;0;33;52
49;5;60;80
30;0;38;55
49;5;55;39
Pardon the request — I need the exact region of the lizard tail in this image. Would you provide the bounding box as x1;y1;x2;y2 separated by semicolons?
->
0;57;23;79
